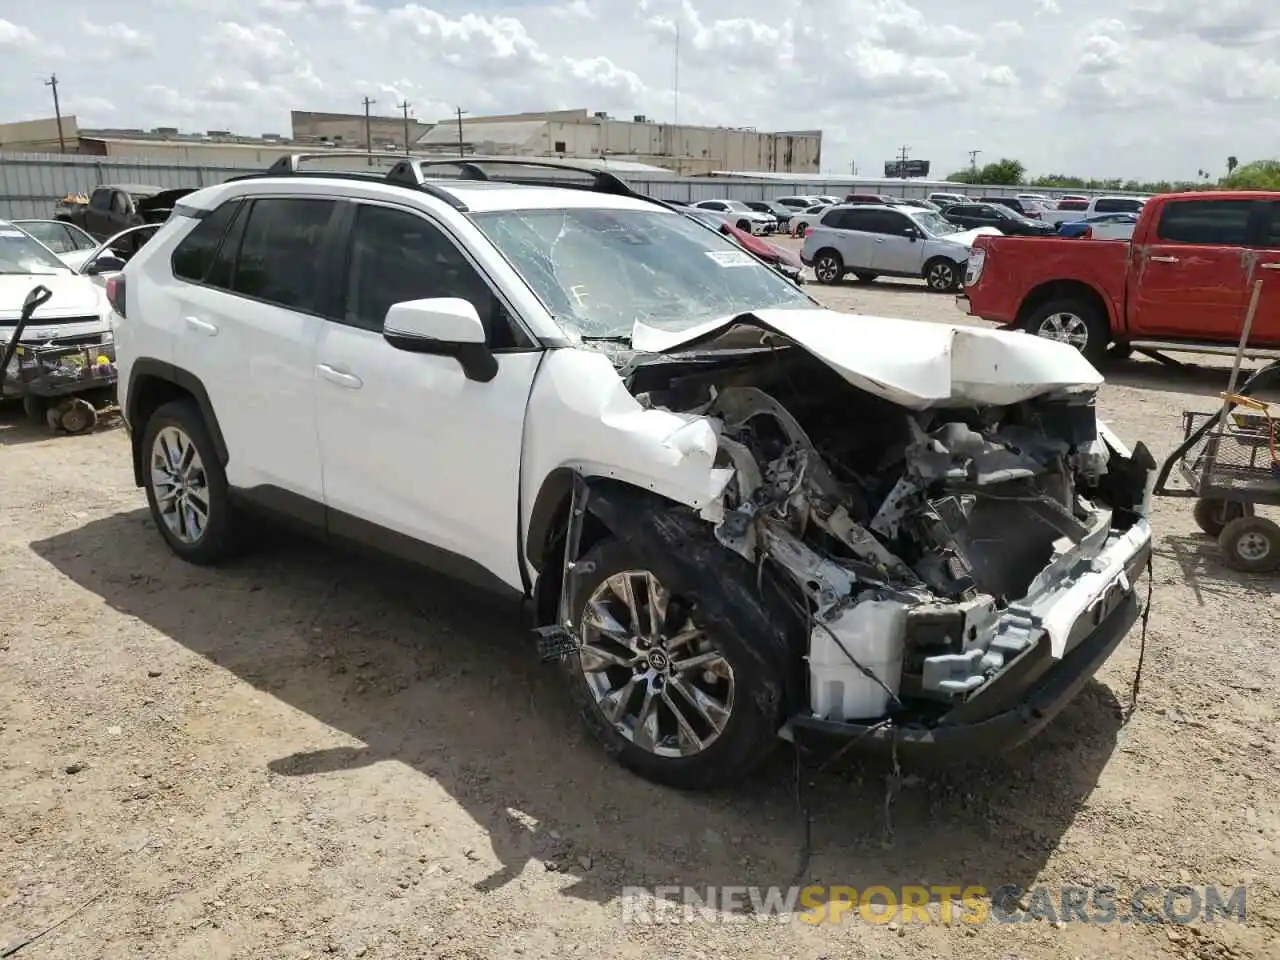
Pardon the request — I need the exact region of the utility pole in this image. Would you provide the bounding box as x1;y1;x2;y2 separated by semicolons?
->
849;159;857;175
455;106;468;157
45;74;66;154
968;149;981;172
398;100;411;156
897;144;910;178
362;96;376;164
673;20;680;127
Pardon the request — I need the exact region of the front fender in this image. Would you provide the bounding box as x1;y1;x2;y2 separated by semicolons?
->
521;348;733;569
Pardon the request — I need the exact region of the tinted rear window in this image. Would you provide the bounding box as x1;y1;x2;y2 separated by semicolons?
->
1156;200;1254;246
1095;197;1144;214
171;200;243;283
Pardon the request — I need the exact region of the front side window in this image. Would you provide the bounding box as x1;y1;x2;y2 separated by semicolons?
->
472;207;811;340
342;204;516;348
232;198;337;313
89;189;111;211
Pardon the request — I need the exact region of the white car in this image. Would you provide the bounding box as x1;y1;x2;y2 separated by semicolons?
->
787;203;831;236
800;203;1000;291
13;219;101;271
111;154;1154;790
690;200;775;234
1041;195;1147;226
0;219;115;347
772;195;823;212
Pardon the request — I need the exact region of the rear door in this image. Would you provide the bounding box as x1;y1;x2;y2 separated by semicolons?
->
818;208;875;268
1127;198;1258;341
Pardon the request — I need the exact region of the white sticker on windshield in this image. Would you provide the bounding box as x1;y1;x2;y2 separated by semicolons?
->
705;249;754;267
0;230;25;237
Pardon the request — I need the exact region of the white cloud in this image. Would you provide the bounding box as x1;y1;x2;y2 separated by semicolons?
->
0;1;1277;183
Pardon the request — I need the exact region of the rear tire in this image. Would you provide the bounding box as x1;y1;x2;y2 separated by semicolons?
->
563;537;783;790
1193;498;1250;537
140;399;249;565
1022;297;1110;365
813;250;844;285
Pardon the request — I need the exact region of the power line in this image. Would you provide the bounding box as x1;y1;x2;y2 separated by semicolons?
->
45;74;65;154
362;96;376;165
398;100;411;156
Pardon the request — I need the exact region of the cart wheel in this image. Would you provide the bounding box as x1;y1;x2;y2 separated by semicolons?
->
21;394;46;424
1193;498;1252;537
59;399;98;435
1218;516;1280;574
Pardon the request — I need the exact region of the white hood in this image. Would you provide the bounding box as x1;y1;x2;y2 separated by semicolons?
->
0;273;108;342
943;226;1002;249
630;308;1104;409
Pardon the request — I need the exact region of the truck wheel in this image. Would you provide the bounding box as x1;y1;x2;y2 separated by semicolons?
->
141;399;250;565
1218;516;1280;573
923;257;961;292
1023;298;1110;364
812;250;844;285
1193;498;1250;537
563;537;782;790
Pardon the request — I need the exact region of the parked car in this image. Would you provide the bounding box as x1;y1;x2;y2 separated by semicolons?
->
814;195;841;205
1040;196;1147;226
0;219;115;349
929;192;969;205
690;200;776;234
800;203;999;292
788;204;831;236
844;193;891;205
773;195;823;211
13;219;101;270
682;210;804;284
110;155;1155;790
56;184;194;252
960;190;1280;363
979;196;1044;219
1056;212;1139;240
742;200;793;230
943;202;1057;236
890;197;943;212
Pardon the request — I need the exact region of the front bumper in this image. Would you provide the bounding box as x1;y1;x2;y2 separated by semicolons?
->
789;521;1152;757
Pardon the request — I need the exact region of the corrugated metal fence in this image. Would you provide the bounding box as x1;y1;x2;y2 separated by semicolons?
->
0;150;1128;219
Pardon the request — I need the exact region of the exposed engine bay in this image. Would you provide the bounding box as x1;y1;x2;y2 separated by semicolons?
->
623;343;1150;727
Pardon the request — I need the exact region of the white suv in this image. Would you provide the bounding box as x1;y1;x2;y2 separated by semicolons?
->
800;204;1000;292
111;155;1155;790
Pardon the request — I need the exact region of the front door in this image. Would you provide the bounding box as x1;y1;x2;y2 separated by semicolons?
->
867;209;927;274
1127;198;1256;341
313;201;542;593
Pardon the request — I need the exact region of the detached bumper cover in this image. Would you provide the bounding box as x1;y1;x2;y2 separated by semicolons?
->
791;521;1152;756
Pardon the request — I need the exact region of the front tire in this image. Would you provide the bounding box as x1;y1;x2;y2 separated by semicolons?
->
923;257;961;293
141;399;247;565
1022;297;1110;364
564;537;782;789
813;250;844;285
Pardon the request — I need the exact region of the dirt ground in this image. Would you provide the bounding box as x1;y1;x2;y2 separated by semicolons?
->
2;277;1278;960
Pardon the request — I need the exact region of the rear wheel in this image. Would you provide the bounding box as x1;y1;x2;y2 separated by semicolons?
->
736;218;752;232
813;250;844;285
1022;297;1110;365
1193;498;1251;537
564;537;782;789
1218;516;1280;573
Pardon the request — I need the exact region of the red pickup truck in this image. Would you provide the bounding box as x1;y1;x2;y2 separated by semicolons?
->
957;190;1280;363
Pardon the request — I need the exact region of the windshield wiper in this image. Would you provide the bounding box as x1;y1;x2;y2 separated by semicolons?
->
578;334;633;346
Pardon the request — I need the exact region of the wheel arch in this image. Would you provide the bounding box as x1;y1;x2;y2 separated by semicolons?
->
126;360;227;487
1015;279;1113;331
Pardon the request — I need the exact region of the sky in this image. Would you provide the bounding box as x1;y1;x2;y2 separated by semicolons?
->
0;0;1277;182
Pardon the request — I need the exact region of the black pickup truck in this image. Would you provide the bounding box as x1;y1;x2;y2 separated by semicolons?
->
56;184;193;252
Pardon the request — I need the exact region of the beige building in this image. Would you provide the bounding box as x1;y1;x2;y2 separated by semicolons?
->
290;110;433;150
0;115;82;153
416;109;822;175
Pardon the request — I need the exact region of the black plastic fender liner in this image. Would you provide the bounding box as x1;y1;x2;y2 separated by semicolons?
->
580;477;805;712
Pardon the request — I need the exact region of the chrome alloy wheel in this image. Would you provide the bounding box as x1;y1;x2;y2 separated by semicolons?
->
927;260;955;290
814;255;841;283
150;426;210;544
1036;311;1090;349
578;570;734;758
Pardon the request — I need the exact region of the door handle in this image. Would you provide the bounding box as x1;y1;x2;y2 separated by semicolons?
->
1261;263;1280;271
875;238;885;243
184;315;218;335
316;363;363;389
1149;255;1179;263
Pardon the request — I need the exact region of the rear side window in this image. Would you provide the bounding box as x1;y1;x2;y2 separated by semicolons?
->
820;209;850;228
1156;200;1253;246
1058;199;1088;210
170;200;243;283
1095;197;1143;214
232;198;338;314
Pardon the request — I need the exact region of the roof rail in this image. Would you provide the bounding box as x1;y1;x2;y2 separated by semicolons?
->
231;151;469;211
388;156;676;210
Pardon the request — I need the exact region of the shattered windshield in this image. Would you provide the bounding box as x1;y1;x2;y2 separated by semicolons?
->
471;208;812;339
913;211;960;236
0;226;71;275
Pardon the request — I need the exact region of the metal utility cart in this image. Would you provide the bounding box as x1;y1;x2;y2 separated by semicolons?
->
1155;279;1280;572
0;285;118;435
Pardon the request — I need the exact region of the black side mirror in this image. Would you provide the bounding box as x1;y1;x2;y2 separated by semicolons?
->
84;256;126;276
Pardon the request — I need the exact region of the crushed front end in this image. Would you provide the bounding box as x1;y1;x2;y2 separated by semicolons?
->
626;345;1155;756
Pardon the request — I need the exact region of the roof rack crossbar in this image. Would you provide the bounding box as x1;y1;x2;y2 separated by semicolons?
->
399;156;677;210
254;152;469;211
266;151;418;174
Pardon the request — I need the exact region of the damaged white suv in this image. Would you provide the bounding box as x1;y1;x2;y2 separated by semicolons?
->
112;156;1156;790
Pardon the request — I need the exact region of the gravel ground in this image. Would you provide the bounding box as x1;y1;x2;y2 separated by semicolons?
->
2;275;1278;960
